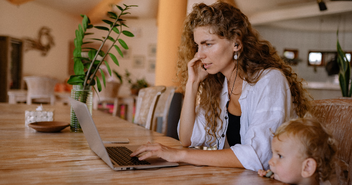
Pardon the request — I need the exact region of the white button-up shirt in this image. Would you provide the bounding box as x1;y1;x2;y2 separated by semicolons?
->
178;69;296;171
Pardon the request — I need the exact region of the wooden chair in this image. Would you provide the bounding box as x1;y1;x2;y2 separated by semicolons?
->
133;86;166;130
24;76;57;105
306;98;352;184
93;81;121;116
152;86;176;134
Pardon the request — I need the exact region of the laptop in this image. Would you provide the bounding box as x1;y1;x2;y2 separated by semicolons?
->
69;97;179;171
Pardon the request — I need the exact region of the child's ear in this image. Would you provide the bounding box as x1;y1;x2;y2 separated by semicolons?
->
301;158;317;178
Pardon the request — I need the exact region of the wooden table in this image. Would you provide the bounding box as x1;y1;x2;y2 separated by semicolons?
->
0;103;287;184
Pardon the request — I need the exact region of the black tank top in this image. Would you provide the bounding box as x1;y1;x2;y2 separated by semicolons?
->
226;112;241;146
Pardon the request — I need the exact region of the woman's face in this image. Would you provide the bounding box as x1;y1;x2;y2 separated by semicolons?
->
193;26;237;77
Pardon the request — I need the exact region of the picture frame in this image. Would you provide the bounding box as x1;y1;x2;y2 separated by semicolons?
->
132;55;145;68
148;59;156;73
148;43;157;57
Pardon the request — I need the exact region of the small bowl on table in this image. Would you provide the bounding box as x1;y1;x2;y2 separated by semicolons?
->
29;121;70;133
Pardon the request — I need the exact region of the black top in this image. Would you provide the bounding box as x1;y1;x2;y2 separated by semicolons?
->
226;111;241;146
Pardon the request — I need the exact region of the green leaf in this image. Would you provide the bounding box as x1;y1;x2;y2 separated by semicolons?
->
100;69;106;87
82;41;93;45
114;45;123;57
82;15;88;31
122;30;134;37
109;53;119;66
102;19;114;27
89;38;104;42
121;12;131;16
107;11;117;19
116;5;124;11
107;36;115;42
113;27;120;34
96;77;102;92
104;61;112;76
94;26;109;31
67;75;85;85
113;70;123;84
78;24;84;39
74;59;85;75
88;49;97;60
73;48;81;58
118;39;128;49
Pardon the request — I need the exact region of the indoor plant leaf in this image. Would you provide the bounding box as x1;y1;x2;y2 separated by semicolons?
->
114;45;123;57
122;30;134;37
100;69;106;87
94;26;109;31
118;39;128;49
113;27;120;34
96;76;102;92
109;53;119;66
104;61;112;76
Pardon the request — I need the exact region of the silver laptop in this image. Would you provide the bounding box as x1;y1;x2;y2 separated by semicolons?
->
69;97;179;171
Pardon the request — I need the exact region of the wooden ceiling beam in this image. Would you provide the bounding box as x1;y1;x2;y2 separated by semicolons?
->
87;0;122;24
6;0;33;5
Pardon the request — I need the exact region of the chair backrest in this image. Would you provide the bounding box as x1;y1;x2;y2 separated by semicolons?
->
306;98;352;184
152;86;176;134
24;76;57;105
133;86;166;130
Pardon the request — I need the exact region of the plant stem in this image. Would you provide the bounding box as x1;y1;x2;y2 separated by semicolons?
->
83;9;125;90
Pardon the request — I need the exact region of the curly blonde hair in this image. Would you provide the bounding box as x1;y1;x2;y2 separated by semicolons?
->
176;1;311;145
274;118;337;182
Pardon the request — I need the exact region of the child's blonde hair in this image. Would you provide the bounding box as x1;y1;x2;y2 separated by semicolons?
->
274;118;337;182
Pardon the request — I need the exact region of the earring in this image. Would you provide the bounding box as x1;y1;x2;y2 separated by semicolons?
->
234;52;238;60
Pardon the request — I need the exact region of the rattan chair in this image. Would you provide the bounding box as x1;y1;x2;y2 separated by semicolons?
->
133;86;166;130
305;98;352;185
24;76;57;105
152;86;176;134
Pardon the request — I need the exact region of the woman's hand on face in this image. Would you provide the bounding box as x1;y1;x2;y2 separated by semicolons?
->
130;142;181;163
187;53;208;84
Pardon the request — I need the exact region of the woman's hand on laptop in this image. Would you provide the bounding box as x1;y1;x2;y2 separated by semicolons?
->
130;142;183;163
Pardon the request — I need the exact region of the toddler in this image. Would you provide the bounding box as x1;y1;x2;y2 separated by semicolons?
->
258;118;337;185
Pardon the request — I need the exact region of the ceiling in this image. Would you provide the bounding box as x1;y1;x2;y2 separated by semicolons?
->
13;0;352;32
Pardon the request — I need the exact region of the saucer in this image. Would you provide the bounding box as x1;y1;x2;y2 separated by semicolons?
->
29;121;70;133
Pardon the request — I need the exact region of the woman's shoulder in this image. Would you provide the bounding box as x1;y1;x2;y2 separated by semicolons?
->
260;68;285;79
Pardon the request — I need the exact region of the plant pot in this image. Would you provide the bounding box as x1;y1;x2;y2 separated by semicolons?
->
131;88;140;96
70;85;93;132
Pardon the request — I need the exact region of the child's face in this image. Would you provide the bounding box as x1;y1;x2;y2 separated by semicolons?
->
268;133;307;184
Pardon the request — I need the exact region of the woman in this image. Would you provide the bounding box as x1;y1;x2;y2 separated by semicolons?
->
131;1;311;171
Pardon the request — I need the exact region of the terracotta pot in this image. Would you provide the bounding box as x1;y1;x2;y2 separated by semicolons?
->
131;88;139;96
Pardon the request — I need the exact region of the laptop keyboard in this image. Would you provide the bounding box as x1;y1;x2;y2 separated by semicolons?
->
106;146;151;166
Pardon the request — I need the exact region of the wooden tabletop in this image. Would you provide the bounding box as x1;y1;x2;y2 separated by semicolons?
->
0;103;287;184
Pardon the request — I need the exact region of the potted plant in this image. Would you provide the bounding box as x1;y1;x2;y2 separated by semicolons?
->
113;69;149;95
67;4;137;132
124;69;149;95
336;30;351;97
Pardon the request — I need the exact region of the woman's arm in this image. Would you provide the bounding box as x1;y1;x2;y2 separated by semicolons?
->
131;143;244;168
178;54;208;146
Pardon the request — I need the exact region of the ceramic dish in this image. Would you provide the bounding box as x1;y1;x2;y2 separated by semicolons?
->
29;121;70;133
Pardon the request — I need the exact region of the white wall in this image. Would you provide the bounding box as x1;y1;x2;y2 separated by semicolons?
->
100;19;158;96
0;1;158;95
0;1;78;83
255;25;352;83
